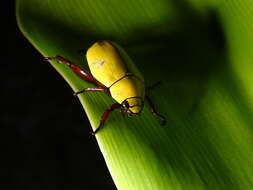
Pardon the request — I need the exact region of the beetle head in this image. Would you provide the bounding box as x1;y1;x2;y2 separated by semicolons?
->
121;97;144;116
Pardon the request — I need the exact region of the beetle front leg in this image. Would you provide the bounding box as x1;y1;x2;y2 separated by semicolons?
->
145;95;166;126
45;56;106;88
92;103;121;135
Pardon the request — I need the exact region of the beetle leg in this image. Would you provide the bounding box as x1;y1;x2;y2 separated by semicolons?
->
45;56;106;88
73;87;109;96
145;95;166;126
92;103;121;135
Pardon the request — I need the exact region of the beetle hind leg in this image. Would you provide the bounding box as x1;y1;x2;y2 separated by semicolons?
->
44;55;107;88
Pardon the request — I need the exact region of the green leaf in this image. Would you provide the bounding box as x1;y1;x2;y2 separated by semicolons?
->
16;0;253;189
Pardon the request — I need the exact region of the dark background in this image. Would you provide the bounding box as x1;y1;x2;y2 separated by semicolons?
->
3;1;116;189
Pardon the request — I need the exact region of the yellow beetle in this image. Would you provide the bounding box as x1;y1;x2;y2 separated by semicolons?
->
45;41;166;134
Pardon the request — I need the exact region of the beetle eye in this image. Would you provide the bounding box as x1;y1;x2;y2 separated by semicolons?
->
122;101;129;109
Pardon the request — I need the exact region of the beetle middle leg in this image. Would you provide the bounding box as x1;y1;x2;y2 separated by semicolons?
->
92;103;121;135
73;87;109;96
145;95;166;126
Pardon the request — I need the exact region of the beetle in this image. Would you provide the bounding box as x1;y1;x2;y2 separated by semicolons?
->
45;41;166;135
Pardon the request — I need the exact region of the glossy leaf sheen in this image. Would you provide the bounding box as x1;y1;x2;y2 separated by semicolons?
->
17;0;253;189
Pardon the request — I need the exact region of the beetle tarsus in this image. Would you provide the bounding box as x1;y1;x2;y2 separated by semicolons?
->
73;91;84;96
44;57;56;62
151;110;167;126
146;95;167;126
90;131;96;136
91;123;104;135
157;114;167;126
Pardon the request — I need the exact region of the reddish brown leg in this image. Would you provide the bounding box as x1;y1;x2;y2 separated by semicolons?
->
45;56;106;88
146;95;166;126
73;88;108;96
92;103;121;135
